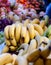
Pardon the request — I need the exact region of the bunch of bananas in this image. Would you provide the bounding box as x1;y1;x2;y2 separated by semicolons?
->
3;18;48;52
1;36;51;65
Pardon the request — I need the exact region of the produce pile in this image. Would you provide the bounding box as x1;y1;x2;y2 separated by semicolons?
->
0;0;51;65
0;6;38;30
0;0;45;31
0;36;51;65
0;17;51;65
17;0;44;10
3;18;47;52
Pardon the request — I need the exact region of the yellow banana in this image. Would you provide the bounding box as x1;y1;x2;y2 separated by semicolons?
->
39;20;45;28
27;24;35;39
40;36;49;43
0;53;13;65
10;38;17;46
35;36;49;46
33;24;44;35
43;26;47;31
20;26;27;44
12;54;18;65
24;19;30;26
39;37;50;59
34;30;40;36
10;46;17;51
35;35;42;46
4;25;10;39
6;63;12;65
21;26;27;39
15;23;22;42
31;18;40;24
27;39;37;53
5;39;11;46
2;45;9;53
24;30;30;43
9;24;16;39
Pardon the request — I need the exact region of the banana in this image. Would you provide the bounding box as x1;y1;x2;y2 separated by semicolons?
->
4;25;10;39
10;38;17;46
27;39;37;53
47;53;51;59
34;58;44;65
43;26;48;31
48;36;51;39
20;25;28;44
46;54;51;65
35;35;42;46
24;19;30;26
27;49;40;62
45;59;51;65
6;63;12;65
10;46;17;51
2;45;9;53
15;23;22;42
24;30;30;43
5;39;11;46
0;53;13;65
39;20;45;28
27;24;35;39
31;18;40;24
20;37;24;44
40;36;49;44
9;24;16;39
12;54;18;65
34;30;40;36
21;26;27;39
40;47;50;59
35;36;49;47
38;37;50;59
33;24;44;35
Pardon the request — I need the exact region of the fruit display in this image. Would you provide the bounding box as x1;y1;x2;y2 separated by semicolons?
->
0;35;51;65
17;0;44;10
0;0;51;65
2;18;49;52
0;15;50;65
0;20;51;64
0;0;45;31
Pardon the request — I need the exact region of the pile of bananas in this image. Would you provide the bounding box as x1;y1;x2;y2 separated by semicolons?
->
3;18;48;52
1;35;51;65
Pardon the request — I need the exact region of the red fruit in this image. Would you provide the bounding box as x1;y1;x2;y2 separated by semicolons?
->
33;0;36;2
35;5;39;8
35;8;40;10
35;2;40;5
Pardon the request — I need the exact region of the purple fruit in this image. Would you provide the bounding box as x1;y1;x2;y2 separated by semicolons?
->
0;18;13;31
